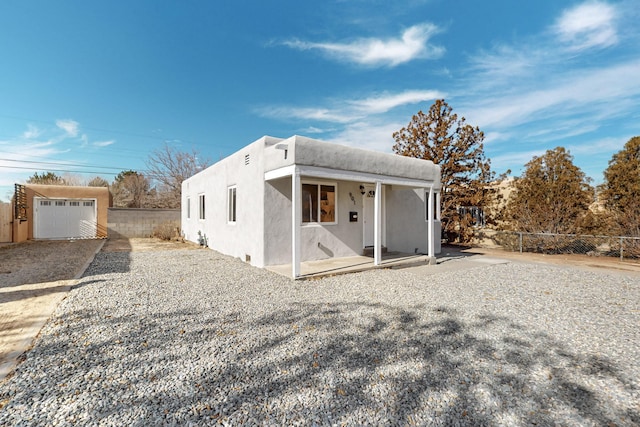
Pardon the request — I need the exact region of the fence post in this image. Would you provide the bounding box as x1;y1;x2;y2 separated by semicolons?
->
620;236;624;261
519;232;523;254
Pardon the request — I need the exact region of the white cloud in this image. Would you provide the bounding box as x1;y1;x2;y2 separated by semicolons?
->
22;124;41;139
348;90;444;114
468;59;640;135
260;106;357;123
0;137;68;189
324;120;403;153
0;119;118;198
468;44;546;86
567;136;626;156
93;140;115;147
258;89;441;125
553;1;618;51
56;119;79;137
483;131;510;145
283;23;444;67
298;126;328;134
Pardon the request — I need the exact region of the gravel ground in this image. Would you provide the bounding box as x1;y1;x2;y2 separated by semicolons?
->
0;249;638;426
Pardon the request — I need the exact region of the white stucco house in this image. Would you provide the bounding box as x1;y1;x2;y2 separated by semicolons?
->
181;135;442;278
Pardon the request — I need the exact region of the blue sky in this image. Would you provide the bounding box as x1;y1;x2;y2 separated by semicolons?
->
1;0;639;201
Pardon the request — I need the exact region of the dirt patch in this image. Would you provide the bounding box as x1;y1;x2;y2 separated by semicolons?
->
0;239;105;381
101;237;201;253
0;239;105;287
452;244;640;276
1;237;202;381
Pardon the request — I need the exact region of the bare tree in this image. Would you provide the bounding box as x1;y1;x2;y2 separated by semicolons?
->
146;143;210;208
87;176;110;187
60;173;84;186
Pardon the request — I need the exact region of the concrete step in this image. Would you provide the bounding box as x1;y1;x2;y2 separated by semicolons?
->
362;246;387;257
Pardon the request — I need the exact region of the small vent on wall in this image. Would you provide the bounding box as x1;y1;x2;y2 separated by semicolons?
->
244;154;250;165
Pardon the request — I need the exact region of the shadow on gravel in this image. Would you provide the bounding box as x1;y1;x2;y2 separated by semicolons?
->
80;251;132;277
2;299;637;425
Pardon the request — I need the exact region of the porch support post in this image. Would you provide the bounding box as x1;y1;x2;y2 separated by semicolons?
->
427;185;436;263
292;167;301;279
374;180;382;266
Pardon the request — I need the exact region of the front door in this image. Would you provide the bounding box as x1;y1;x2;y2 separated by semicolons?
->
363;191;375;247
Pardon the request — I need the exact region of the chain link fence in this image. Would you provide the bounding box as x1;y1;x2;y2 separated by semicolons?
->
475;230;640;262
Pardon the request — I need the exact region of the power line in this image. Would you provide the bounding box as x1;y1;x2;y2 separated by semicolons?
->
0;113;187;144
0;165;123;175
0;158;128;171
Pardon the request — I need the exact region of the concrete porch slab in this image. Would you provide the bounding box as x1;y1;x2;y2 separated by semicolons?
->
266;252;433;279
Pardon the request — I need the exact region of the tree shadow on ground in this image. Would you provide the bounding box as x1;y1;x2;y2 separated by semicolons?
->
1;297;637;426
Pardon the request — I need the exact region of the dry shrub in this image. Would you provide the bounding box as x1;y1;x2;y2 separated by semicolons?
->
152;221;180;241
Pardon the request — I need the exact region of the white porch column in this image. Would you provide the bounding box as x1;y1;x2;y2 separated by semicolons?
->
292;167;301;278
436;191;441;220
428;186;435;259
374;181;382;266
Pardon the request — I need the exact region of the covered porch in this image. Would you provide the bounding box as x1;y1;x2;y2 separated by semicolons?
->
265;163;441;279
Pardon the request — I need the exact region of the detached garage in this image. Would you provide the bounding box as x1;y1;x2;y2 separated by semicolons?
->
34;198;97;239
12;184;111;242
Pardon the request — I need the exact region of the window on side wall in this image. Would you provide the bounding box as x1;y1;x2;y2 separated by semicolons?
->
228;186;236;223
302;183;336;224
186;197;191;219
199;194;205;220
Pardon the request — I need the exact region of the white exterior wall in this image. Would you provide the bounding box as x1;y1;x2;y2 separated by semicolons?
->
182;137;274;267
183;134;442;270
263;178;364;265
386;187;441;255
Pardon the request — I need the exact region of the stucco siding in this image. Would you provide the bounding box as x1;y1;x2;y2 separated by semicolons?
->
384;187;442;255
24;184;110;240
264;136;441;186
299;180;363;262
182;138;267;267
385;187;430;254
183;134;442;272
263;179;292;266
263;179;365;265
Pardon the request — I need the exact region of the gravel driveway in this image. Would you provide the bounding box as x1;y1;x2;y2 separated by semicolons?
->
1;248;638;426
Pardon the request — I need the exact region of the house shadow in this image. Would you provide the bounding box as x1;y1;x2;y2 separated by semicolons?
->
436;243;486;264
5;300;637;425
80;234;133;277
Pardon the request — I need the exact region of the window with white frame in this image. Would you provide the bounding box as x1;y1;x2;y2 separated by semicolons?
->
302;183;336;224
199;194;205;220
228;186;236;223
186;197;191;219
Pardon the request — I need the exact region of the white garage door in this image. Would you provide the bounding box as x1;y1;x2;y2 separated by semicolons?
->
34;198;97;239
